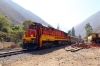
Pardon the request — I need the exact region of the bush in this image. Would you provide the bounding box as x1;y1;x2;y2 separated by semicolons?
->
0;31;7;42
17;41;23;47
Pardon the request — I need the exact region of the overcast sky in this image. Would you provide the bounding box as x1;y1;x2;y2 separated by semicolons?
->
12;0;100;32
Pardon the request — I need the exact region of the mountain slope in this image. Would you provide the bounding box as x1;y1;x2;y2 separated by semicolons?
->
0;0;48;25
75;11;100;38
0;0;28;24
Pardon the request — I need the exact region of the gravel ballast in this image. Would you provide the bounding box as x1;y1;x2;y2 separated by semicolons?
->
0;46;100;66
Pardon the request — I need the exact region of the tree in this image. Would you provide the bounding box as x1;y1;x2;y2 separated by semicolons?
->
0;12;12;41
68;30;71;36
0;12;11;31
0;31;7;42
23;19;34;30
71;27;75;36
9;24;24;43
11;24;23;31
1;26;11;33
0;12;25;44
79;34;81;38
57;23;59;30
84;23;93;39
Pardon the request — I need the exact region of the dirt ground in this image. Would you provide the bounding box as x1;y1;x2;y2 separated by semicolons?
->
0;46;100;66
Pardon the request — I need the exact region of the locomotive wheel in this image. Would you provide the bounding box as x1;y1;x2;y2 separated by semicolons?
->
42;41;53;48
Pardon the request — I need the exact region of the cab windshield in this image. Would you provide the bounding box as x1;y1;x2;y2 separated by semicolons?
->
29;25;38;29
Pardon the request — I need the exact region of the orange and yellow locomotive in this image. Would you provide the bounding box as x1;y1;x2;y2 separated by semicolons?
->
22;22;71;50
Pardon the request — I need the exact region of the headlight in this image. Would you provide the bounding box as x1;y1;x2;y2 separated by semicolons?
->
31;35;33;37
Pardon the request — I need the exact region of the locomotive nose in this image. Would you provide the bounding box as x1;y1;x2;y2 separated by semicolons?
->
22;30;36;41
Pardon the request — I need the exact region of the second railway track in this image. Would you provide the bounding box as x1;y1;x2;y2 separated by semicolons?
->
0;50;28;58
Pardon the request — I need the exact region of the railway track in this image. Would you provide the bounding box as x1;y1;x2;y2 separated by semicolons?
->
0;43;97;58
0;50;28;58
0;43;69;58
0;44;76;58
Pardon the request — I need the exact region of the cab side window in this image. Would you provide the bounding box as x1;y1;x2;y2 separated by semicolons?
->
32;26;35;29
